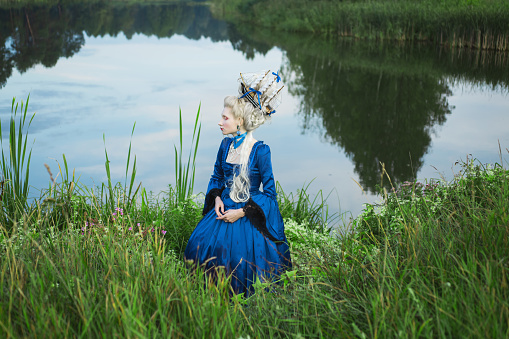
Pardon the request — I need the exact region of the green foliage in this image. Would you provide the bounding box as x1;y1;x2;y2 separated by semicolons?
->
174;104;201;205
102;123;139;213
0;96;35;228
347;156;509;336
33;104;203;257
213;0;509;51
0;219;227;337
276;180;339;232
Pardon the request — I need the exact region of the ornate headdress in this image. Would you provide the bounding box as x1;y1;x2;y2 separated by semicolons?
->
238;70;284;116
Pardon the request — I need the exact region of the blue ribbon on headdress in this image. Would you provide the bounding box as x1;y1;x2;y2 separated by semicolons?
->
268;110;276;116
239;87;262;108
272;71;281;83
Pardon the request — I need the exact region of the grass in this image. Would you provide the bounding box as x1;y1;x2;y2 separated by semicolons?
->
277;180;341;233
0;97;508;337
211;0;509;51
0;96;35;229
174;104;201;206
346;155;509;337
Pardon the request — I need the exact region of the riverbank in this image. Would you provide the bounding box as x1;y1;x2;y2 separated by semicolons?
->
211;0;509;51
1;154;508;335
1;97;508;336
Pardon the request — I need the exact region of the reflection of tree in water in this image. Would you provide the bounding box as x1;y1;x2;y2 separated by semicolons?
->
226;24;273;60
0;6;85;87
0;42;13;88
219;26;456;191
0;3;229;88
293;63;452;191
223;25;508;191
283;42;453;192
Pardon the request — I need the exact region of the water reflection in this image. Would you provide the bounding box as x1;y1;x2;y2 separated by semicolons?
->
282;41;454;192
0;2;228;88
1;2;508;200
224;24;509;191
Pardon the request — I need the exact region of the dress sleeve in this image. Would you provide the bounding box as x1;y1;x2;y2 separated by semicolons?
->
244;144;285;242
256;144;277;199
202;138;228;215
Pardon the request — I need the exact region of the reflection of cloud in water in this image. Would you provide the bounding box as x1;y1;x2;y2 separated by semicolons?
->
420;87;509;183
2;28;507;221
31;81;107;89
151;84;176;93
30;89;84;99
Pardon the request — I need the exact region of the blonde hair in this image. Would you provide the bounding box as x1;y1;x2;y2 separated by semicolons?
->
223;96;269;203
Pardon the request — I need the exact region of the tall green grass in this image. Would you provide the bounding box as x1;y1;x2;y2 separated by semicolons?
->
102;124;139;212
174;104;201;205
343;156;509;337
11;101;203;252
212;0;509;51
0;96;35;229
277;180;341;232
4;154;506;337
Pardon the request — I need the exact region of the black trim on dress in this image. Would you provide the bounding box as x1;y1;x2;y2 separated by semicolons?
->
243;198;280;242
202;187;225;216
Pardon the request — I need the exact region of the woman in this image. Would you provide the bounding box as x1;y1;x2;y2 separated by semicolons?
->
184;70;292;296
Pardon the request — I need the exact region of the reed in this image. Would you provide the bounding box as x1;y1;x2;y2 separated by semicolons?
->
101;123;139;213
0;96;35;229
345;155;509;337
174;104;201;205
212;0;509;51
276;180;340;232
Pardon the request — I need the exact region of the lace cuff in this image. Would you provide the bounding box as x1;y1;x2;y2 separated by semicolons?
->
202;188;224;216
243;198;279;242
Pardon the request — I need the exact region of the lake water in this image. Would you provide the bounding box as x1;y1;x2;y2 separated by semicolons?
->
1;2;508;224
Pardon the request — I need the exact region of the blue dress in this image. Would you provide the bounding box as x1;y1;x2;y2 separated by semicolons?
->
184;137;292;296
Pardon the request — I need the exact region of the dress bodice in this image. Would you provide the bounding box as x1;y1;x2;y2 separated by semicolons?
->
223;139;264;193
205;137;278;201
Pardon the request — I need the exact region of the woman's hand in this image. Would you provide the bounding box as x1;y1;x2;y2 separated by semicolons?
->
216;208;245;223
214;196;225;217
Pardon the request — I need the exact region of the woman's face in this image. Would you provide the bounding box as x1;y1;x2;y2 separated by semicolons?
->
218;107;240;135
